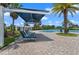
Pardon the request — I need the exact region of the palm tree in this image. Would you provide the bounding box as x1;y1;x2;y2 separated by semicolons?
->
0;3;10;7
52;3;79;34
9;3;21;35
0;3;21;35
10;12;18;35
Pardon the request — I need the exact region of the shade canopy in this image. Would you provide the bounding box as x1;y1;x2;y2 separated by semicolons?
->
16;8;49;23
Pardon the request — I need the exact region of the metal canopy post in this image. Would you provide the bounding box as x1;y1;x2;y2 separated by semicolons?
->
0;6;4;47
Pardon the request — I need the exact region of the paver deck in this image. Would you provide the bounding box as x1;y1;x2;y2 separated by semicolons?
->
0;31;79;55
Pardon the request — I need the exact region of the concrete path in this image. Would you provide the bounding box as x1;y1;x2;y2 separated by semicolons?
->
0;31;79;55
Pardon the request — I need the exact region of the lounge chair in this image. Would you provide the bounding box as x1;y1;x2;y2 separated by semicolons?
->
20;31;36;41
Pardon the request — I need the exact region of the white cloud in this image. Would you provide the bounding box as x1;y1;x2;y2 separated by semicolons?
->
47;21;53;25
45;8;52;11
45;8;52;14
54;20;63;26
4;12;10;16
55;21;60;24
70;20;79;25
76;11;79;13
41;16;48;20
70;20;76;24
55;21;62;24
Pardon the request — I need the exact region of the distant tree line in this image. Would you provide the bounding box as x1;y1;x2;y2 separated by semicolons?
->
32;24;79;30
32;25;63;30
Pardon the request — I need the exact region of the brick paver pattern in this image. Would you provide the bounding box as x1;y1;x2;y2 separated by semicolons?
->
0;31;79;55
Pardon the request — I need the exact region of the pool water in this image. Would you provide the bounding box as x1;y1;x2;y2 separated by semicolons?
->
42;30;79;33
42;30;60;32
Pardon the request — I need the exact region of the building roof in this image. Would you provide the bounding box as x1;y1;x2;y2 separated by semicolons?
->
16;8;49;22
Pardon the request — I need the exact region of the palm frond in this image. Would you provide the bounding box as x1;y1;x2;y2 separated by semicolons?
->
58;10;63;17
68;9;74;17
52;3;79;17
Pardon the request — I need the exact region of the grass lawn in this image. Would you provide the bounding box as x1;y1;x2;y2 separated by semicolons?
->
56;33;78;37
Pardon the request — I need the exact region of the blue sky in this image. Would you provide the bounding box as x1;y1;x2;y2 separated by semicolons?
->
4;3;79;27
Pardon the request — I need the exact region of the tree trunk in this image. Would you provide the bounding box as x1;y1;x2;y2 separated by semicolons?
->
11;24;12;31
63;9;68;34
12;19;15;35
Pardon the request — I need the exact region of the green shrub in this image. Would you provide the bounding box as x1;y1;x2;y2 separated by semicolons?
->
4;36;15;47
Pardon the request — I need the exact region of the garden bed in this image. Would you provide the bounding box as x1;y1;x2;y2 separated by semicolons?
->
0;31;20;49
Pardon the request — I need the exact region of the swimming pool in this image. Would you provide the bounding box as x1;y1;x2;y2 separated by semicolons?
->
42;30;60;32
42;30;79;33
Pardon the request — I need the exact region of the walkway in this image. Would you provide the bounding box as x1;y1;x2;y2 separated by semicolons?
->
0;31;79;55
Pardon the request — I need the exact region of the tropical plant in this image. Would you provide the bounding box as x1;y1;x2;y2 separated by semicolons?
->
9;3;21;35
0;3;10;7
52;3;79;34
10;12;18;34
0;3;21;35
